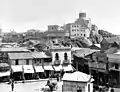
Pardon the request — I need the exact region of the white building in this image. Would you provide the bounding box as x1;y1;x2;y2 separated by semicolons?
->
62;71;94;92
50;46;74;72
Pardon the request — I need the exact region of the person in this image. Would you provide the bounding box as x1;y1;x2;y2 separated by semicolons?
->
46;80;53;92
111;88;115;92
77;86;82;92
56;73;59;82
11;79;14;91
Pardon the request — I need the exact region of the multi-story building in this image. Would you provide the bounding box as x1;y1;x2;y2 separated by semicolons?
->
63;12;93;39
50;46;74;72
47;25;69;38
70;23;81;38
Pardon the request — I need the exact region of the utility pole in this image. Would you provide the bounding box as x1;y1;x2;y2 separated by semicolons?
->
96;57;99;89
106;57;110;87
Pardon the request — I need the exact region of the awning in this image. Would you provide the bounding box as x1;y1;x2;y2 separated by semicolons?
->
109;67;120;71
0;63;9;67
34;66;44;72
0;71;10;77
62;65;74;71
44;65;54;70
53;65;63;71
8;53;33;60
11;65;23;72
23;65;34;73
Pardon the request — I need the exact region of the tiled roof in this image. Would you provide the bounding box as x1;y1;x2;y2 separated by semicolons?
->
62;71;91;82
31;52;50;58
8;52;33;59
74;48;99;57
107;53;120;63
0;47;30;52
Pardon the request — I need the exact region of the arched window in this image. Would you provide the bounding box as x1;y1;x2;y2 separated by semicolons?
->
64;53;68;60
55;53;59;60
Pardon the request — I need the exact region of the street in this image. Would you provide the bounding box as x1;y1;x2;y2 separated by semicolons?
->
0;81;62;92
1;81;120;92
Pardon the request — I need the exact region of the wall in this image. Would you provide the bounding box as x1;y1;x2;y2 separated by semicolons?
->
70;23;90;38
11;59;33;65
70;24;81;38
51;48;71;64
63;81;87;92
48;25;59;31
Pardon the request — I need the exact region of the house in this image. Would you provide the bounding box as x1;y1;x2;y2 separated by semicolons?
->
88;49;120;87
62;71;94;92
107;51;120;86
47;25;69;38
73;48;99;73
32;52;51;78
6;47;34;80
73;48;110;86
50;46;74;72
0;47;51;81
0;47;30;81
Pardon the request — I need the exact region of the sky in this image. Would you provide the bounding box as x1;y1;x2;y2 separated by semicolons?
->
0;0;120;35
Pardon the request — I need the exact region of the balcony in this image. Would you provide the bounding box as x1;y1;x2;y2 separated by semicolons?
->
63;60;70;66
53;60;61;66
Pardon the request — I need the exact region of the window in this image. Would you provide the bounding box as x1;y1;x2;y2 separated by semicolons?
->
26;59;29;65
77;34;79;36
15;59;19;65
55;53;59;60
52;27;54;29
88;84;90;92
84;34;86;37
64;53;68;60
115;64;119;69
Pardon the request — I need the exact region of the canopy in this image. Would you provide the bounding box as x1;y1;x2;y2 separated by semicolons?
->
0;70;10;77
23;65;34;73
0;63;9;67
62;71;93;82
11;65;23;72
34;66;44;72
44;65;54;70
62;64;74;71
53;65;63;71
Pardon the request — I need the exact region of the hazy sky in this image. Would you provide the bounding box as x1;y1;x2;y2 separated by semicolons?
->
0;0;120;34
